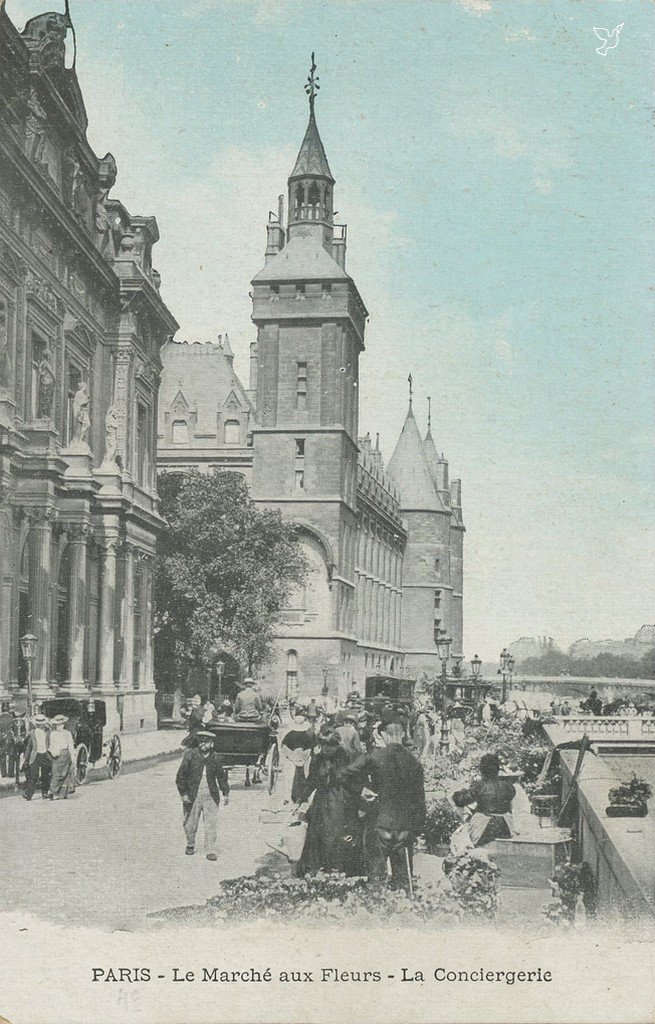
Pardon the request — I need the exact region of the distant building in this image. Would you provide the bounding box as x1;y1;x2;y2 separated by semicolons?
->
157;66;466;698
0;7;178;731
569;626;655;662
507;636;561;665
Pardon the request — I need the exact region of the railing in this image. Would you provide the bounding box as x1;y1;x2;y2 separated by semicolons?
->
554;716;655;739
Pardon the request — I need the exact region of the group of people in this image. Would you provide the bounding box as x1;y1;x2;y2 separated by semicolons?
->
184;678;278;732
0;703;76;801
281;700;427;891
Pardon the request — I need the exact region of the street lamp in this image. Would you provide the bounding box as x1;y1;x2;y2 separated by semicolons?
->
20;633;37;717
471;654;482;679
215;659;225;702
499;648;515;703
321;665;329;698
434;629;452;754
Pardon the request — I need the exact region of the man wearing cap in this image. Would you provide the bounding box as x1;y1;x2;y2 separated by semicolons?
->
176;731;230;860
233;678;263;722
23;714;52;800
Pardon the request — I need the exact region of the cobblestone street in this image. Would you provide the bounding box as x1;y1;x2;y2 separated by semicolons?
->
0;755;276;930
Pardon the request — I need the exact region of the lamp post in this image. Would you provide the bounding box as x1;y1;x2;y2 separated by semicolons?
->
215;659;225;702
435;629;452;754
321;665;329;698
471;654;482;679
499;648;515;703
20;633;37;718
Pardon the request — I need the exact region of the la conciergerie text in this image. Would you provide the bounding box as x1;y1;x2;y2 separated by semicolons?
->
91;966;554;986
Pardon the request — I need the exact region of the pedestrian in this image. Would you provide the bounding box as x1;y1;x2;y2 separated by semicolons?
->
23;714;52;800
281;706;315;803
186;695;204;731
452;753;516;847
175;730;230;861
233;678;264;722
216;699;234;722
342;718;426;892
334;710;364;763
412;708;429;758
561;700;572;717
296;726;363;878
0;702;12;777
47;715;76;799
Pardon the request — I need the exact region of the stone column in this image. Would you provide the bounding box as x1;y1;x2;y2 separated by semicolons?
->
28;506;56;690
66;524;88;691
120;543;135;687
97;537;118;688
143;555;154;688
0;503;14;696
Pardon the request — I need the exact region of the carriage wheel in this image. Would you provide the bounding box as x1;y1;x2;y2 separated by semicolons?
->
75;744;89;786
106;734;122;780
267;742;280;795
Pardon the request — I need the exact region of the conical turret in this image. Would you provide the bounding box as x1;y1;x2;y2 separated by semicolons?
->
287;54;335;245
388;404;447;512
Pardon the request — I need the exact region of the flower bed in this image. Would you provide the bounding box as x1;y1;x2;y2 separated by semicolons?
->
202;858;499;927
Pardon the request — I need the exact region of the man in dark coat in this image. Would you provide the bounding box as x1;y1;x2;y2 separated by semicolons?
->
342;720;426;891
175;730;230;860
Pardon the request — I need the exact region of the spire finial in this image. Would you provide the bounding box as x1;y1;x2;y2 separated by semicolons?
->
305;52;320;113
427;395;431;430
408;373;413;407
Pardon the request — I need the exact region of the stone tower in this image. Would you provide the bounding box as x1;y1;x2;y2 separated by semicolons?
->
388;396;463;674
249;56;368;697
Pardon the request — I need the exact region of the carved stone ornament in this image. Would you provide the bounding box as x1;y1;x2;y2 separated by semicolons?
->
71;381;90;445
102;404;121;464
25;89;48;166
36;346;55;419
23;13;69;72
26;270;58;315
0;300;12;395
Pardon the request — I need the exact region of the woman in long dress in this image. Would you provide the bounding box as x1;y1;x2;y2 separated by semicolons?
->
296;728;364;878
48;715;76;799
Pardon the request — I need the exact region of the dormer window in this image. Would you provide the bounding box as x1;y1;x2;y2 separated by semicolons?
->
171;419;189;445
223;419;240;445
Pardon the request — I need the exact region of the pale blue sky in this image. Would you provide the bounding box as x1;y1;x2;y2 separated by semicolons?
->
7;0;654;658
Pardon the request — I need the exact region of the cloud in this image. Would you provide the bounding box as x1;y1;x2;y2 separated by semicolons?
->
455;0;494;15
504;27;536;43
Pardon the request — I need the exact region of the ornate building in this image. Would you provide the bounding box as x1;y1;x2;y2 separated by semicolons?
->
0;7;178;730
157;63;466;698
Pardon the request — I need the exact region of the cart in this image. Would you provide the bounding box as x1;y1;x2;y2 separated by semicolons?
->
206;720;280;794
41;697;122;786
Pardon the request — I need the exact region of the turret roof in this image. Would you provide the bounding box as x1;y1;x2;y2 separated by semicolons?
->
251;231;349;283
289;108;334;182
422;426;442;487
387;405;449;512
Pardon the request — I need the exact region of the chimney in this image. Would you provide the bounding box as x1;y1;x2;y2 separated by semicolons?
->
265;196;285;263
332;223;347;269
249;340;258;393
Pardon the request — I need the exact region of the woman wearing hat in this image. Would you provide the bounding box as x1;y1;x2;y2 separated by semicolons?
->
48;715;76;799
23;714;52;800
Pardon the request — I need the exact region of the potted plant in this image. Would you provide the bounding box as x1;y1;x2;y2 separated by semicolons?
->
606;774;652;818
423;797;463;855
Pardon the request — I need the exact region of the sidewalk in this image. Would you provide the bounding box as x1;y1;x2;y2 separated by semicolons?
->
0;728;184;797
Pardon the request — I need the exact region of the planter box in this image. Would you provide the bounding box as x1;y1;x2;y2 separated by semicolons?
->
605;803;648;818
486;835;571;889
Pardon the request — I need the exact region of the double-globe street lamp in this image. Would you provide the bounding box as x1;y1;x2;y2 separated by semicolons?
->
499;647;515;703
19;632;37;718
434;628;452;755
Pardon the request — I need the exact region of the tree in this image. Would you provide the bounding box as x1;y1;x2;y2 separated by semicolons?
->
154;471;307;693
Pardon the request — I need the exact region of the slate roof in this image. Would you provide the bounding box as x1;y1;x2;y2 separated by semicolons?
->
289;109;334;182
387;405;449;513
252;231;350;283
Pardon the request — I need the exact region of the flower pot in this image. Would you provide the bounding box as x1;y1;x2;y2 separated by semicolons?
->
605;803;648;818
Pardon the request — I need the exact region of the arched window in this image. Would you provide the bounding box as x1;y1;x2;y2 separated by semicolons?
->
286;650;298;699
223;419;240;445
307;183;320;219
295;184;305;217
171;419;189;445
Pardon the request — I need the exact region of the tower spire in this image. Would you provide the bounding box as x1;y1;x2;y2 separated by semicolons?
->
427;395;431;431
305;52;320;115
408;373;413;407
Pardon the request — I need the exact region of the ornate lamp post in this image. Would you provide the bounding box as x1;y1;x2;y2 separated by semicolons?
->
471;654;482;679
321;665;329;698
215;659;225;702
20;633;37;718
435;629;452;754
499;648;515;703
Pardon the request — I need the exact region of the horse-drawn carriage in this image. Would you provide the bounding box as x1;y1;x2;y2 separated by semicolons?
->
202;719;280;793
41;697;122;786
364;674;416;706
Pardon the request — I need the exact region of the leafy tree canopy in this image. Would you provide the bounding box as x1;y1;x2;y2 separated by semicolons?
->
518;648;655;680
155;470;307;675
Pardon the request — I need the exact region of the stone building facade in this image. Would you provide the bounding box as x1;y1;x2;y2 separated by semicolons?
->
0;7;177;731
157;73;466;699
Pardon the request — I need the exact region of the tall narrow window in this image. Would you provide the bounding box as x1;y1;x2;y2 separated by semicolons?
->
286;650;298;699
295;470;305;490
294;438;305;457
296;361;307;410
136;403;149;485
31;334;47;419
223;419;240;445
133;558;143;686
64;365;82;445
